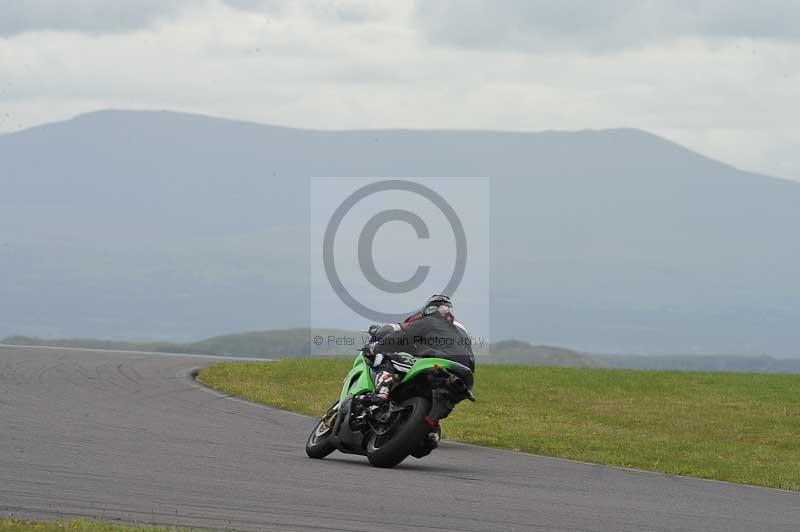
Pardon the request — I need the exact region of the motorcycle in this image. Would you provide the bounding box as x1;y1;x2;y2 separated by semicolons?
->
305;345;475;468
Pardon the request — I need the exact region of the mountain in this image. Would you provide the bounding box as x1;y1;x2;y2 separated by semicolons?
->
2;109;799;355
475;340;594;367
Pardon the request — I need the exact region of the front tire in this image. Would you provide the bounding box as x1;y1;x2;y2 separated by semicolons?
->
366;396;432;468
306;403;338;459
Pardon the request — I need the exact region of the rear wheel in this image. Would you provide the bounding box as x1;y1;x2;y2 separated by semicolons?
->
305;403;338;459
366;396;432;468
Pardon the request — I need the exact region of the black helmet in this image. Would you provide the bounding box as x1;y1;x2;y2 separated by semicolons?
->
421;294;453;316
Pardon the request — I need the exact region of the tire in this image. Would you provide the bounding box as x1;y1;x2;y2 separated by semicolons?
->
305;403;338;459
366;396;432;468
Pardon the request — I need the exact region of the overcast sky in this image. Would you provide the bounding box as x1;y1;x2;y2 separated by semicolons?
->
1;0;798;180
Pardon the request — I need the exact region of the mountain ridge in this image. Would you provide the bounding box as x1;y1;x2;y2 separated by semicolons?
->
2;109;798;355
2;108;756;180
5;330;800;373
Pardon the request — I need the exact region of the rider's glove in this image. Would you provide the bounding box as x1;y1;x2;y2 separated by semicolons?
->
361;343;375;360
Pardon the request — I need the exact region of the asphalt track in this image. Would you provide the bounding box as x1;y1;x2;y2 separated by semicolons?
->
1;346;798;531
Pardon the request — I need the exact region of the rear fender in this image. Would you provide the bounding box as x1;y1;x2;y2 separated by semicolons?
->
399;358;474;423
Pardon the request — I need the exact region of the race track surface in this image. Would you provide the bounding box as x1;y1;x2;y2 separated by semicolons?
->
1;346;798;531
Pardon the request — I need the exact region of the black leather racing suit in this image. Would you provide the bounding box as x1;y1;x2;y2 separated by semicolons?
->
372;313;475;374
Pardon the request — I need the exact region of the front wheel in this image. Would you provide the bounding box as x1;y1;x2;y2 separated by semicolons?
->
306;402;338;459
366;396;432;468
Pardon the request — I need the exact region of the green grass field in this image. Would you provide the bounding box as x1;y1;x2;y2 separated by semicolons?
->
0;519;190;531
198;359;800;490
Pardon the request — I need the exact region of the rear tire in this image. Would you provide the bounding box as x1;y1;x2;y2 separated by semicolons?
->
366;396;432;468
305;403;338;459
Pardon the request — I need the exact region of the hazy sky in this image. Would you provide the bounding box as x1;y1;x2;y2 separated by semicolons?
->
1;0;798;180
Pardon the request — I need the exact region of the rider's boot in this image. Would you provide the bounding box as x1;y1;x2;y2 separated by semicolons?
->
371;370;397;404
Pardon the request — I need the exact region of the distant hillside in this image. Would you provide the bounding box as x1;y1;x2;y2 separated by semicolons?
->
1;336;183;353
1;330;358;358
477;340;594;367
2;330;595;366
5;331;800;373
3;110;800;355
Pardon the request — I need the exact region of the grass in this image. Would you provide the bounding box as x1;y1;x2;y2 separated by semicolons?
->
0;519;192;531
198;359;800;491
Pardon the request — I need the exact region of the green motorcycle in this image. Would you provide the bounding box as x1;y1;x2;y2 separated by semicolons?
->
305;347;475;468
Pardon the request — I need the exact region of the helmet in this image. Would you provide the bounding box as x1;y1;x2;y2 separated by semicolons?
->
421;294;453;316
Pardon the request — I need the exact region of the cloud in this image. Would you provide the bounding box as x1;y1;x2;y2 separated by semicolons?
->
221;0;390;24
415;1;800;52
0;0;390;37
219;0;287;13
0;0;188;36
0;1;798;181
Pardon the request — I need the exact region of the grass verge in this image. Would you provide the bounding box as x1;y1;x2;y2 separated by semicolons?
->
197;359;800;490
0;519;191;531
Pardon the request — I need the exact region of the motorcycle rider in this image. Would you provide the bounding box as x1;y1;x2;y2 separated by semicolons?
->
364;294;475;403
